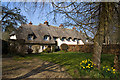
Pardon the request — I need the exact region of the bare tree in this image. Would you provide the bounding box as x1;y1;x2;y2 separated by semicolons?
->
50;2;120;69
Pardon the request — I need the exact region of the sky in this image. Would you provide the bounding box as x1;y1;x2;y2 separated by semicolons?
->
2;2;64;27
1;2;95;38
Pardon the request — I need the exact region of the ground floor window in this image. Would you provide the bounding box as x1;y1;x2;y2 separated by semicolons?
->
42;46;45;50
28;45;32;49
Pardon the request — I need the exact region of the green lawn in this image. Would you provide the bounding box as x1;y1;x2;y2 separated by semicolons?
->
13;51;119;78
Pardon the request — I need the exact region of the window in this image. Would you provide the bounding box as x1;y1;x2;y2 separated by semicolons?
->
28;45;32;49
44;35;51;41
28;33;36;40
44;36;48;41
42;46;45;50
73;38;77;42
28;35;33;40
67;38;70;41
61;38;64;41
61;37;66;41
67;38;71;41
67;37;72;42
53;37;57;41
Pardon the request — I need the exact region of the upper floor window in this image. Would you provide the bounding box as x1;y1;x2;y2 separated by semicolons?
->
28;33;36;40
44;36;48;41
73;38;77;42
61;37;66;41
44;35;51;41
28;34;33;40
53;37;58;41
67;37;72;42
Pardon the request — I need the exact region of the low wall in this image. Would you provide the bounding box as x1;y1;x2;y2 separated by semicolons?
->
68;44;120;54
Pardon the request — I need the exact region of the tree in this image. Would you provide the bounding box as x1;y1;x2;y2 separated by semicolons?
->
1;6;27;40
49;2;119;69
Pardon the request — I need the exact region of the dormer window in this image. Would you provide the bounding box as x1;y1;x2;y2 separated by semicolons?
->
28;34;34;40
28;33;36;40
44;36;48;40
61;37;66;41
73;38;77;42
53;37;58;41
44;35;51;41
67;37;72;42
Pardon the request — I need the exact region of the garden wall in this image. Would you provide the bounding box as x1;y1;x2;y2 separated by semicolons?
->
68;44;120;54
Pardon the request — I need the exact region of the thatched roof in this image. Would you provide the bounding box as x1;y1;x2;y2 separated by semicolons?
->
12;23;87;44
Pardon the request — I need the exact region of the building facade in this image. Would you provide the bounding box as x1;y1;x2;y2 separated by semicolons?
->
10;21;88;53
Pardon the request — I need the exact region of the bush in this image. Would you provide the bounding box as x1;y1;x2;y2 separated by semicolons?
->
8;41;27;56
60;44;68;51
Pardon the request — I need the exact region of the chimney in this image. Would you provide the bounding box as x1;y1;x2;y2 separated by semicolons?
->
59;24;64;28
80;30;82;33
29;21;32;25
44;21;49;26
73;27;76;30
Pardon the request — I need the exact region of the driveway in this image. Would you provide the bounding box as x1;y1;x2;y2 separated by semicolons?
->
2;58;72;79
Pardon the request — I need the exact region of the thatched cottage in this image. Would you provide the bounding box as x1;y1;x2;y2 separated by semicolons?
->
9;21;89;53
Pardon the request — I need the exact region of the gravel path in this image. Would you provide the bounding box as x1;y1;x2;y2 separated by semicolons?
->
2;58;72;79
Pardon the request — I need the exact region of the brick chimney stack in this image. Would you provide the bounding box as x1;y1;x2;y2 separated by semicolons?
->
59;24;64;28
29;21;32;25
44;21;49;26
73;27;76;30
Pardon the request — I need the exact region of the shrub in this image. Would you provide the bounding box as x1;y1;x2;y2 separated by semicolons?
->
60;44;68;51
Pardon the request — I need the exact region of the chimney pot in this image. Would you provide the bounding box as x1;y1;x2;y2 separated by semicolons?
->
73;27;76;30
29;21;32;25
44;21;49;26
59;24;64;28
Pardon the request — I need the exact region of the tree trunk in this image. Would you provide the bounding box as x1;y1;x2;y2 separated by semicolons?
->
92;3;106;69
114;2;120;72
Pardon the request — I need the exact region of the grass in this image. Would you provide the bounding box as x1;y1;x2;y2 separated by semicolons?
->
12;51;119;78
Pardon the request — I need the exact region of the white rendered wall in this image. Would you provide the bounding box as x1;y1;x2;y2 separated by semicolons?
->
10;35;17;40
78;40;84;45
56;38;84;47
